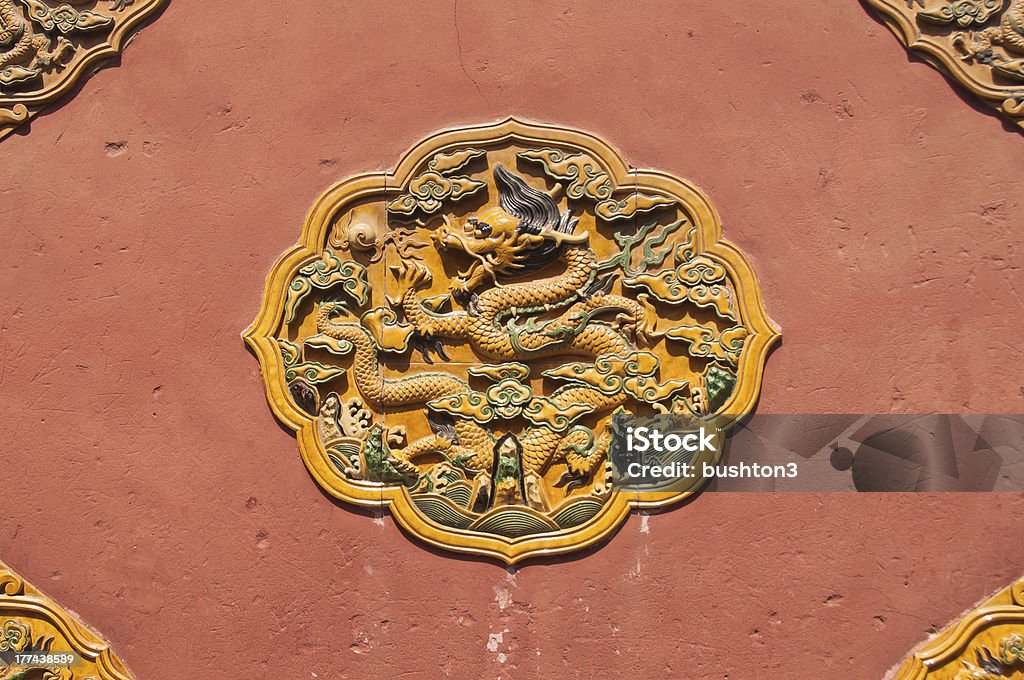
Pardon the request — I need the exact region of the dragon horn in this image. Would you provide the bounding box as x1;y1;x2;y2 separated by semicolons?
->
538;228;590;246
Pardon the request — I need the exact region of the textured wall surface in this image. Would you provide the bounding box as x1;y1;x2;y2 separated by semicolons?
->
1;1;1023;678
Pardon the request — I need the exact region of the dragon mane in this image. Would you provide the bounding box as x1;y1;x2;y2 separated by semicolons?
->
492;164;580;278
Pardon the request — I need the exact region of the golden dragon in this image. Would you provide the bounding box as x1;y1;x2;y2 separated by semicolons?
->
950;0;1024;78
316;165;661;507
0;0;71;86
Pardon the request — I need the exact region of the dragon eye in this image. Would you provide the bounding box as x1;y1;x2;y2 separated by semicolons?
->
475;222;492;237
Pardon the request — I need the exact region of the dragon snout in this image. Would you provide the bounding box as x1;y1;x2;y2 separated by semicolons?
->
432;227;449;250
433;214;461;251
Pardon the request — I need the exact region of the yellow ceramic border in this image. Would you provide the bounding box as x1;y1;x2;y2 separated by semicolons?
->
0;0;165;140
0;560;134;679
243;117;780;563
865;0;1024;131
891;576;1024;678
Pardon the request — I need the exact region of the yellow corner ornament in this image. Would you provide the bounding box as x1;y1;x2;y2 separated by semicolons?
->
866;0;1024;132
244;118;779;563
0;0;164;140
0;560;135;679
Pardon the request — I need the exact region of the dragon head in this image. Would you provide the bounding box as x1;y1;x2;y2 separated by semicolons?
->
432;164;587;300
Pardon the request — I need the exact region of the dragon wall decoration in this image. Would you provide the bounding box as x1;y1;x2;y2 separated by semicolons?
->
0;560;135;680
0;0;163;140
891;575;1024;679
866;0;1024;131
244;119;780;563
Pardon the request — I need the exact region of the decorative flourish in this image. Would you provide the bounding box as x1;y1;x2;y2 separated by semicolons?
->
283;249;368;323
518;147;675;221
0;619;30;652
427;148;485;173
625;255;736;320
20;1;112;34
543;352;691;402
0;560;135;679
1002;634;1024;666
244;118;779;562
388;148;487;214
277;338;347;385
663;324;748;368
595;193;677;221
427;363;598;433
0;0;163;139
866;0;1024;130
467;362;529;382
517;148;614;200
275;336;343;416
521;397;597;432
428;389;495;424
318;393;372;479
318;393;372;443
919;0;1003;26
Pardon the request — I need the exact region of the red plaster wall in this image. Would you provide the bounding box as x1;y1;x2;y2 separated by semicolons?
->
2;2;1023;678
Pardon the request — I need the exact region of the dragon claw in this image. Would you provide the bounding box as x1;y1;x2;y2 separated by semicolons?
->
554;467;593;495
412;331;450;363
390;262;432;296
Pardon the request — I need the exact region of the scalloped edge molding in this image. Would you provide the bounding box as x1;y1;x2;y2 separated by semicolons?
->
0;0;165;141
0;559;134;679
865;0;1024;132
890;575;1024;678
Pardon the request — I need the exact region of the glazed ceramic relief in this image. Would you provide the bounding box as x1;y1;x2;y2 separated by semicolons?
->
892;575;1024;679
244;118;779;562
0;0;163;139
0;560;134;679
867;0;1024;130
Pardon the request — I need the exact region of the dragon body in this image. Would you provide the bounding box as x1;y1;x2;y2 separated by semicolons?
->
314;304;494;475
0;1;30;66
0;0;71;83
315;165;660;507
953;0;1024;78
391;244;643;485
397;241;649;361
316;242;631;487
